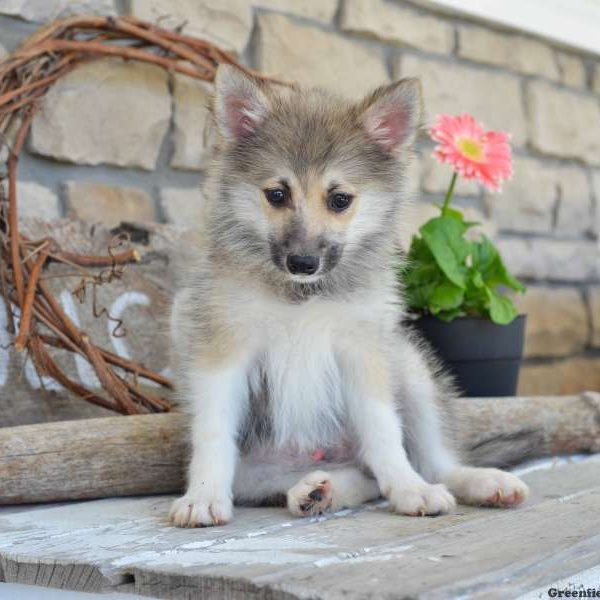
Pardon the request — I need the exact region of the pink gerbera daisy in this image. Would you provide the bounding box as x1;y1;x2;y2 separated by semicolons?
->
430;114;513;192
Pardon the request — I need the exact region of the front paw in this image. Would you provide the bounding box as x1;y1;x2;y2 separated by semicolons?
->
169;493;233;528
389;482;456;516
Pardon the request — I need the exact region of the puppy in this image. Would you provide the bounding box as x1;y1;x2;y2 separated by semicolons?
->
169;65;528;527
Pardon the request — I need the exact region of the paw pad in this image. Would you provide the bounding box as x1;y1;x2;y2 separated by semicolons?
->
287;473;333;517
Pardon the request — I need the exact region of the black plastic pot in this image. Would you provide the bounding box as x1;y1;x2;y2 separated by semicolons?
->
409;315;526;397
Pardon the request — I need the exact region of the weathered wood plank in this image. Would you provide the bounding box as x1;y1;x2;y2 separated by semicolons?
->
2;394;599;505
263;487;600;600
0;456;598;599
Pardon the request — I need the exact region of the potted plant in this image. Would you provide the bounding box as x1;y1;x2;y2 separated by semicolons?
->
400;114;526;397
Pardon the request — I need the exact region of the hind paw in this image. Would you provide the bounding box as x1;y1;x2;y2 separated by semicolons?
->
444;467;529;508
287;470;333;517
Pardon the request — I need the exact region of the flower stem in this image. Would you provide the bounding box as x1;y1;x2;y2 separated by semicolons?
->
441;172;458;216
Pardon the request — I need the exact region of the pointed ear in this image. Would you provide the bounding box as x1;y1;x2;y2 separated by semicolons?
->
360;78;423;154
213;65;270;141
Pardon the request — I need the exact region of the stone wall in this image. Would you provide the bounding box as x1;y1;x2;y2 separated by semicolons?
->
1;0;599;394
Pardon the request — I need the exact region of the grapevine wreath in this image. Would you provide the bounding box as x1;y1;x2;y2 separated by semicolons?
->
0;16;280;415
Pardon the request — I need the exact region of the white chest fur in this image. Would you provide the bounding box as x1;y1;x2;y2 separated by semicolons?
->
246;297;357;451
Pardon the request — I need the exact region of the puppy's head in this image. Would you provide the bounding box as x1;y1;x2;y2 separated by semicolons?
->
209;65;422;295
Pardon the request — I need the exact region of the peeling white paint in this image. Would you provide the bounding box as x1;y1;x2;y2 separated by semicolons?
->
60;289;100;388
108;291;150;361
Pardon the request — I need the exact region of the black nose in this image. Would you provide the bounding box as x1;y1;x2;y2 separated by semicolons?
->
286;255;320;275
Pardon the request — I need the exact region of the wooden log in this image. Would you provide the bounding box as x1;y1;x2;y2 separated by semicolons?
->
0;393;599;505
0;413;188;504
454;391;600;466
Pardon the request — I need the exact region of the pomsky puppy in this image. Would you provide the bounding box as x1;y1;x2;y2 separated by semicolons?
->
169;65;528;527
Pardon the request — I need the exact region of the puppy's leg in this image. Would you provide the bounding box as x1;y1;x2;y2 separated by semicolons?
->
234;459;379;515
170;365;248;527
286;467;380;517
395;332;529;508
342;344;455;517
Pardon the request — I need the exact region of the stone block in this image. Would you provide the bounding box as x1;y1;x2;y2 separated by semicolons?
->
484;157;556;233
0;0;115;22
458;26;559;80
257;13;389;99
526;81;600;164
16;181;61;222
589;287;600;348
255;0;337;23
496;238;599;282
30;59;170;170
590;170;600;237
398;55;527;146
554;166;593;235
556;52;586;89
65;182;156;227
341;0;454;54
519;358;600;395
171;76;214;171
593;64;600;95
514;287;588;357
160;187;205;227
129;0;253;54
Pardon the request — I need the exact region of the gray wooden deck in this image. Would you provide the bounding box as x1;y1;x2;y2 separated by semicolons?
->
0;455;598;600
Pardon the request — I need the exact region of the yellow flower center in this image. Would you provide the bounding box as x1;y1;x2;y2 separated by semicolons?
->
456;137;484;162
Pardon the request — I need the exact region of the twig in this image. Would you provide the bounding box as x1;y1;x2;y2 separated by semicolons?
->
28;336;118;412
39;334;172;388
53;247;140;267
80;334;140;415
14;244;49;350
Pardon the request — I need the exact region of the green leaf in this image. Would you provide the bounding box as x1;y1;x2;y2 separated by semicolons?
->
420;215;470;289
472;236;525;293
471;271;484;289
429;281;464;313
436;307;465;322
399;216;526;324
443;207;466;222
401;237;444;311
485;287;519;324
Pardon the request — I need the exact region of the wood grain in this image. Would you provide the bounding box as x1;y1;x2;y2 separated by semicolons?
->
0;393;598;505
0;456;598;599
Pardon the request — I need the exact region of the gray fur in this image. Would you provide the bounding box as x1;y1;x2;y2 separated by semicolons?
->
168;66;529;527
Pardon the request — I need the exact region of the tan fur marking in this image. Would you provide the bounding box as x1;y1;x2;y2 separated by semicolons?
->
303;175;359;237
192;318;241;369
259;172;359;239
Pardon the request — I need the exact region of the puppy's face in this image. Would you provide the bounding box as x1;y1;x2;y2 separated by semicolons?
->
210;66;422;293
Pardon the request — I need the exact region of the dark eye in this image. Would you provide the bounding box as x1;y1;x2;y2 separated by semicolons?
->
328;192;353;213
264;188;288;207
